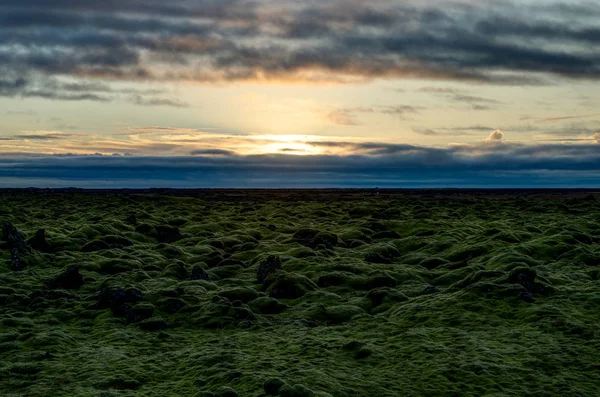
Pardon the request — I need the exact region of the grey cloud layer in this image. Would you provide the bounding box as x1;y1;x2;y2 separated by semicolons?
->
1;141;599;187
1;0;599;89
0;75;187;106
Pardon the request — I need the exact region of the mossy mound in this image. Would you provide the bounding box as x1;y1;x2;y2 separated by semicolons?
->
265;272;319;299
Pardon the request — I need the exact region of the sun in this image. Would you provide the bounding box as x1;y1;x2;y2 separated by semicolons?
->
249;134;326;155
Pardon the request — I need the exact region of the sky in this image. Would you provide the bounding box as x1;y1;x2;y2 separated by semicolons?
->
0;0;599;187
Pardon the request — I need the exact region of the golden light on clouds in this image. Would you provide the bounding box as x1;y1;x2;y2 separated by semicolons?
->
246;135;324;155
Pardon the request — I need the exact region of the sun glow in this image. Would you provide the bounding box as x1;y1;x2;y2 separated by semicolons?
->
247;134;326;155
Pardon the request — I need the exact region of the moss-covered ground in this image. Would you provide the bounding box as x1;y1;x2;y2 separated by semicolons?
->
1;189;599;396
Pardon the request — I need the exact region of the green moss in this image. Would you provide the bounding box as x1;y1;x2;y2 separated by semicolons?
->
1;192;600;396
217;287;259;303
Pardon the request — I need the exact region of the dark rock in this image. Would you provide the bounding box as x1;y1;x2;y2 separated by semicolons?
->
3;222;30;253
47;265;85;290
191;265;210;281
508;267;553;297
27;229;53;252
264;378;287;395
257;255;282;284
3;222;31;271
155;225;183;243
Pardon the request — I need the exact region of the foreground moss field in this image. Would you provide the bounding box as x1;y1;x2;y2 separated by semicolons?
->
1;189;600;396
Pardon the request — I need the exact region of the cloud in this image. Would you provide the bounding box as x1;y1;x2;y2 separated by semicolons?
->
417;86;502;110
0;75;185;106
0;0;598;98
5;110;37;115
414;129;440;136
327;110;361;126
486;130;504;141
2;141;600;188
327;105;420;125
417;87;464;94
535;113;600;123
413;125;492;137
8;131;81;141
595;133;600;144
116;126;201;136
14;134;69;141
450;94;502;110
190;149;236;156
131;95;189;108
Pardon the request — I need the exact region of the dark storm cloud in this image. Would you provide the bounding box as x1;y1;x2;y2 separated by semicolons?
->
0;0;599;93
1;141;600;187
